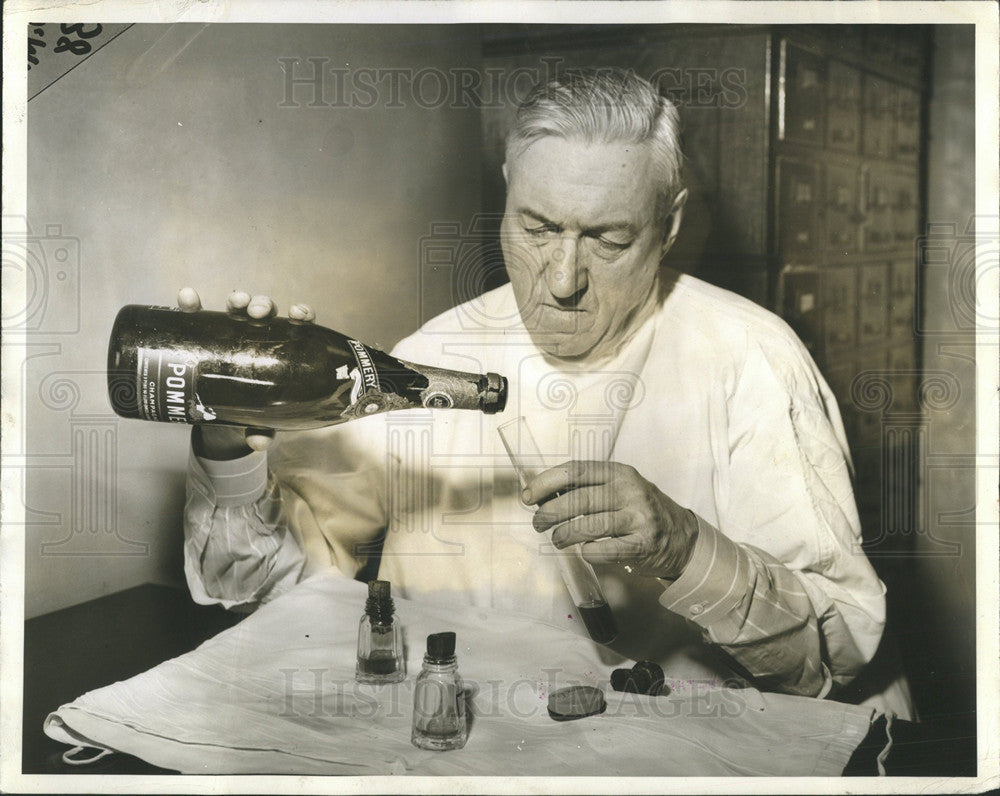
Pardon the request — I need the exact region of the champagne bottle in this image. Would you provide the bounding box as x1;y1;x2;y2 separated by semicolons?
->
107;305;507;430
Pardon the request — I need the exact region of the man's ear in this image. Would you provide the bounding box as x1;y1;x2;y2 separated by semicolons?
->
502;162;509;185
660;187;689;257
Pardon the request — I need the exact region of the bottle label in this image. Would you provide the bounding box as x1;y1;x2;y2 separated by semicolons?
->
346;339;381;398
135;348;215;423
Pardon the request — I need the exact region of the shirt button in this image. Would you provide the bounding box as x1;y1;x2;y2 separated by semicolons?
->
689;602;706;616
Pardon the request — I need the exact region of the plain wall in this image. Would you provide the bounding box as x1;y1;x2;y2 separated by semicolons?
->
911;25;978;720
24;24;484;618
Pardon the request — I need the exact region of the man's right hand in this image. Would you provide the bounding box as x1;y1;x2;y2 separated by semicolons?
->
178;287;316;459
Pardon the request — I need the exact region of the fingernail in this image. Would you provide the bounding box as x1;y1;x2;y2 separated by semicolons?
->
521;487;532;502
248;298;271;317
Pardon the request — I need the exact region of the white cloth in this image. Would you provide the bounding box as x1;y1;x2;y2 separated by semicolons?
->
44;571;875;776
183;271;913;717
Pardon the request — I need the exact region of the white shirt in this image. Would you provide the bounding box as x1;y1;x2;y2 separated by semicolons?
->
184;271;912;716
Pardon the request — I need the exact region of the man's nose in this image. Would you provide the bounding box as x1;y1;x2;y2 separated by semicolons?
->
545;236;587;300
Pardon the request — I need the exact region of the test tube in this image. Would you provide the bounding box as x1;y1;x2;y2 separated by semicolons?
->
497;416;619;645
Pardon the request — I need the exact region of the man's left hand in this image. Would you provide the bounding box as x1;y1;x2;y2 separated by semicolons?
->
524;461;699;580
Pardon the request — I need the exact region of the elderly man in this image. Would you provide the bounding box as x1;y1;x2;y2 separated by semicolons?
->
183;69;910;717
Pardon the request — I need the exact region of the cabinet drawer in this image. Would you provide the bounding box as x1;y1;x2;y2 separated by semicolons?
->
888;172;919;247
823;267;858;351
863;76;894;159
894;29;926;74
864;27;898;75
777;158;820;260
894;86;921;161
859;262;890;345
863;166;894;251
826;60;861;152
780;268;821;353
889;293;915;340
825;163;861;253
889;259;916;339
890;258;915;296
859;303;888;346
781;42;826;146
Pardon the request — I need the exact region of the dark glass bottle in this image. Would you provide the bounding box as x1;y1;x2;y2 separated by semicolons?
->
107;305;507;430
411;632;467;751
355;580;405;685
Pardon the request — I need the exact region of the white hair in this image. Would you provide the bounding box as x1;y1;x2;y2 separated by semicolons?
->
505;68;684;221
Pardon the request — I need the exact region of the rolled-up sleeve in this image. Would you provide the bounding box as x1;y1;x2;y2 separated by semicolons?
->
660;517;846;697
184;449;306;610
661;333;885;699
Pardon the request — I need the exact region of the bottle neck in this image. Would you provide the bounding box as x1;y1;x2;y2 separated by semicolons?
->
397;360;506;414
365;597;394;625
422;655;458;671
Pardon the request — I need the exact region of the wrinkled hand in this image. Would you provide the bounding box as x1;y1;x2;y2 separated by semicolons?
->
177;287;316;457
524;461;699;580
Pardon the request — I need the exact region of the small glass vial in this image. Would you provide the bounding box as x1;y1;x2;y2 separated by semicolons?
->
411;631;467;751
355;580;405;685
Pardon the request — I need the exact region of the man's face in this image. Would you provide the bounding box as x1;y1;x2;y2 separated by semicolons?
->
501;136;681;361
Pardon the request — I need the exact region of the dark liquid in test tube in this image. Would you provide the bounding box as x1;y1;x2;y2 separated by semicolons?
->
577;600;618;644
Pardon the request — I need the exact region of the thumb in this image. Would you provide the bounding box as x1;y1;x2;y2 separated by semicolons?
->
244;427;275;452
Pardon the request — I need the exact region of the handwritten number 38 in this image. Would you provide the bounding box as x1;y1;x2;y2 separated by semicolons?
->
54;23;104;56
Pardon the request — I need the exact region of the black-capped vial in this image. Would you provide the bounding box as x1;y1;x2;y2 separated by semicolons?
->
355;580;405;685
411;632;467;750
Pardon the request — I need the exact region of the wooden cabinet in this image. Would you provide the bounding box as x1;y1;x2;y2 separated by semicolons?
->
771;28;926;556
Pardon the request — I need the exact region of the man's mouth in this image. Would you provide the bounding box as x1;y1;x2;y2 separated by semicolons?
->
528;303;590;334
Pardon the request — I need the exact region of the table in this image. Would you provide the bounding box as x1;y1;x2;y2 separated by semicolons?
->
22;583;240;775
22;583;976;777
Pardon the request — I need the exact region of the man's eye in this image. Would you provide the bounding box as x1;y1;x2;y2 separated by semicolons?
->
594;236;631;253
524;224;557;236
